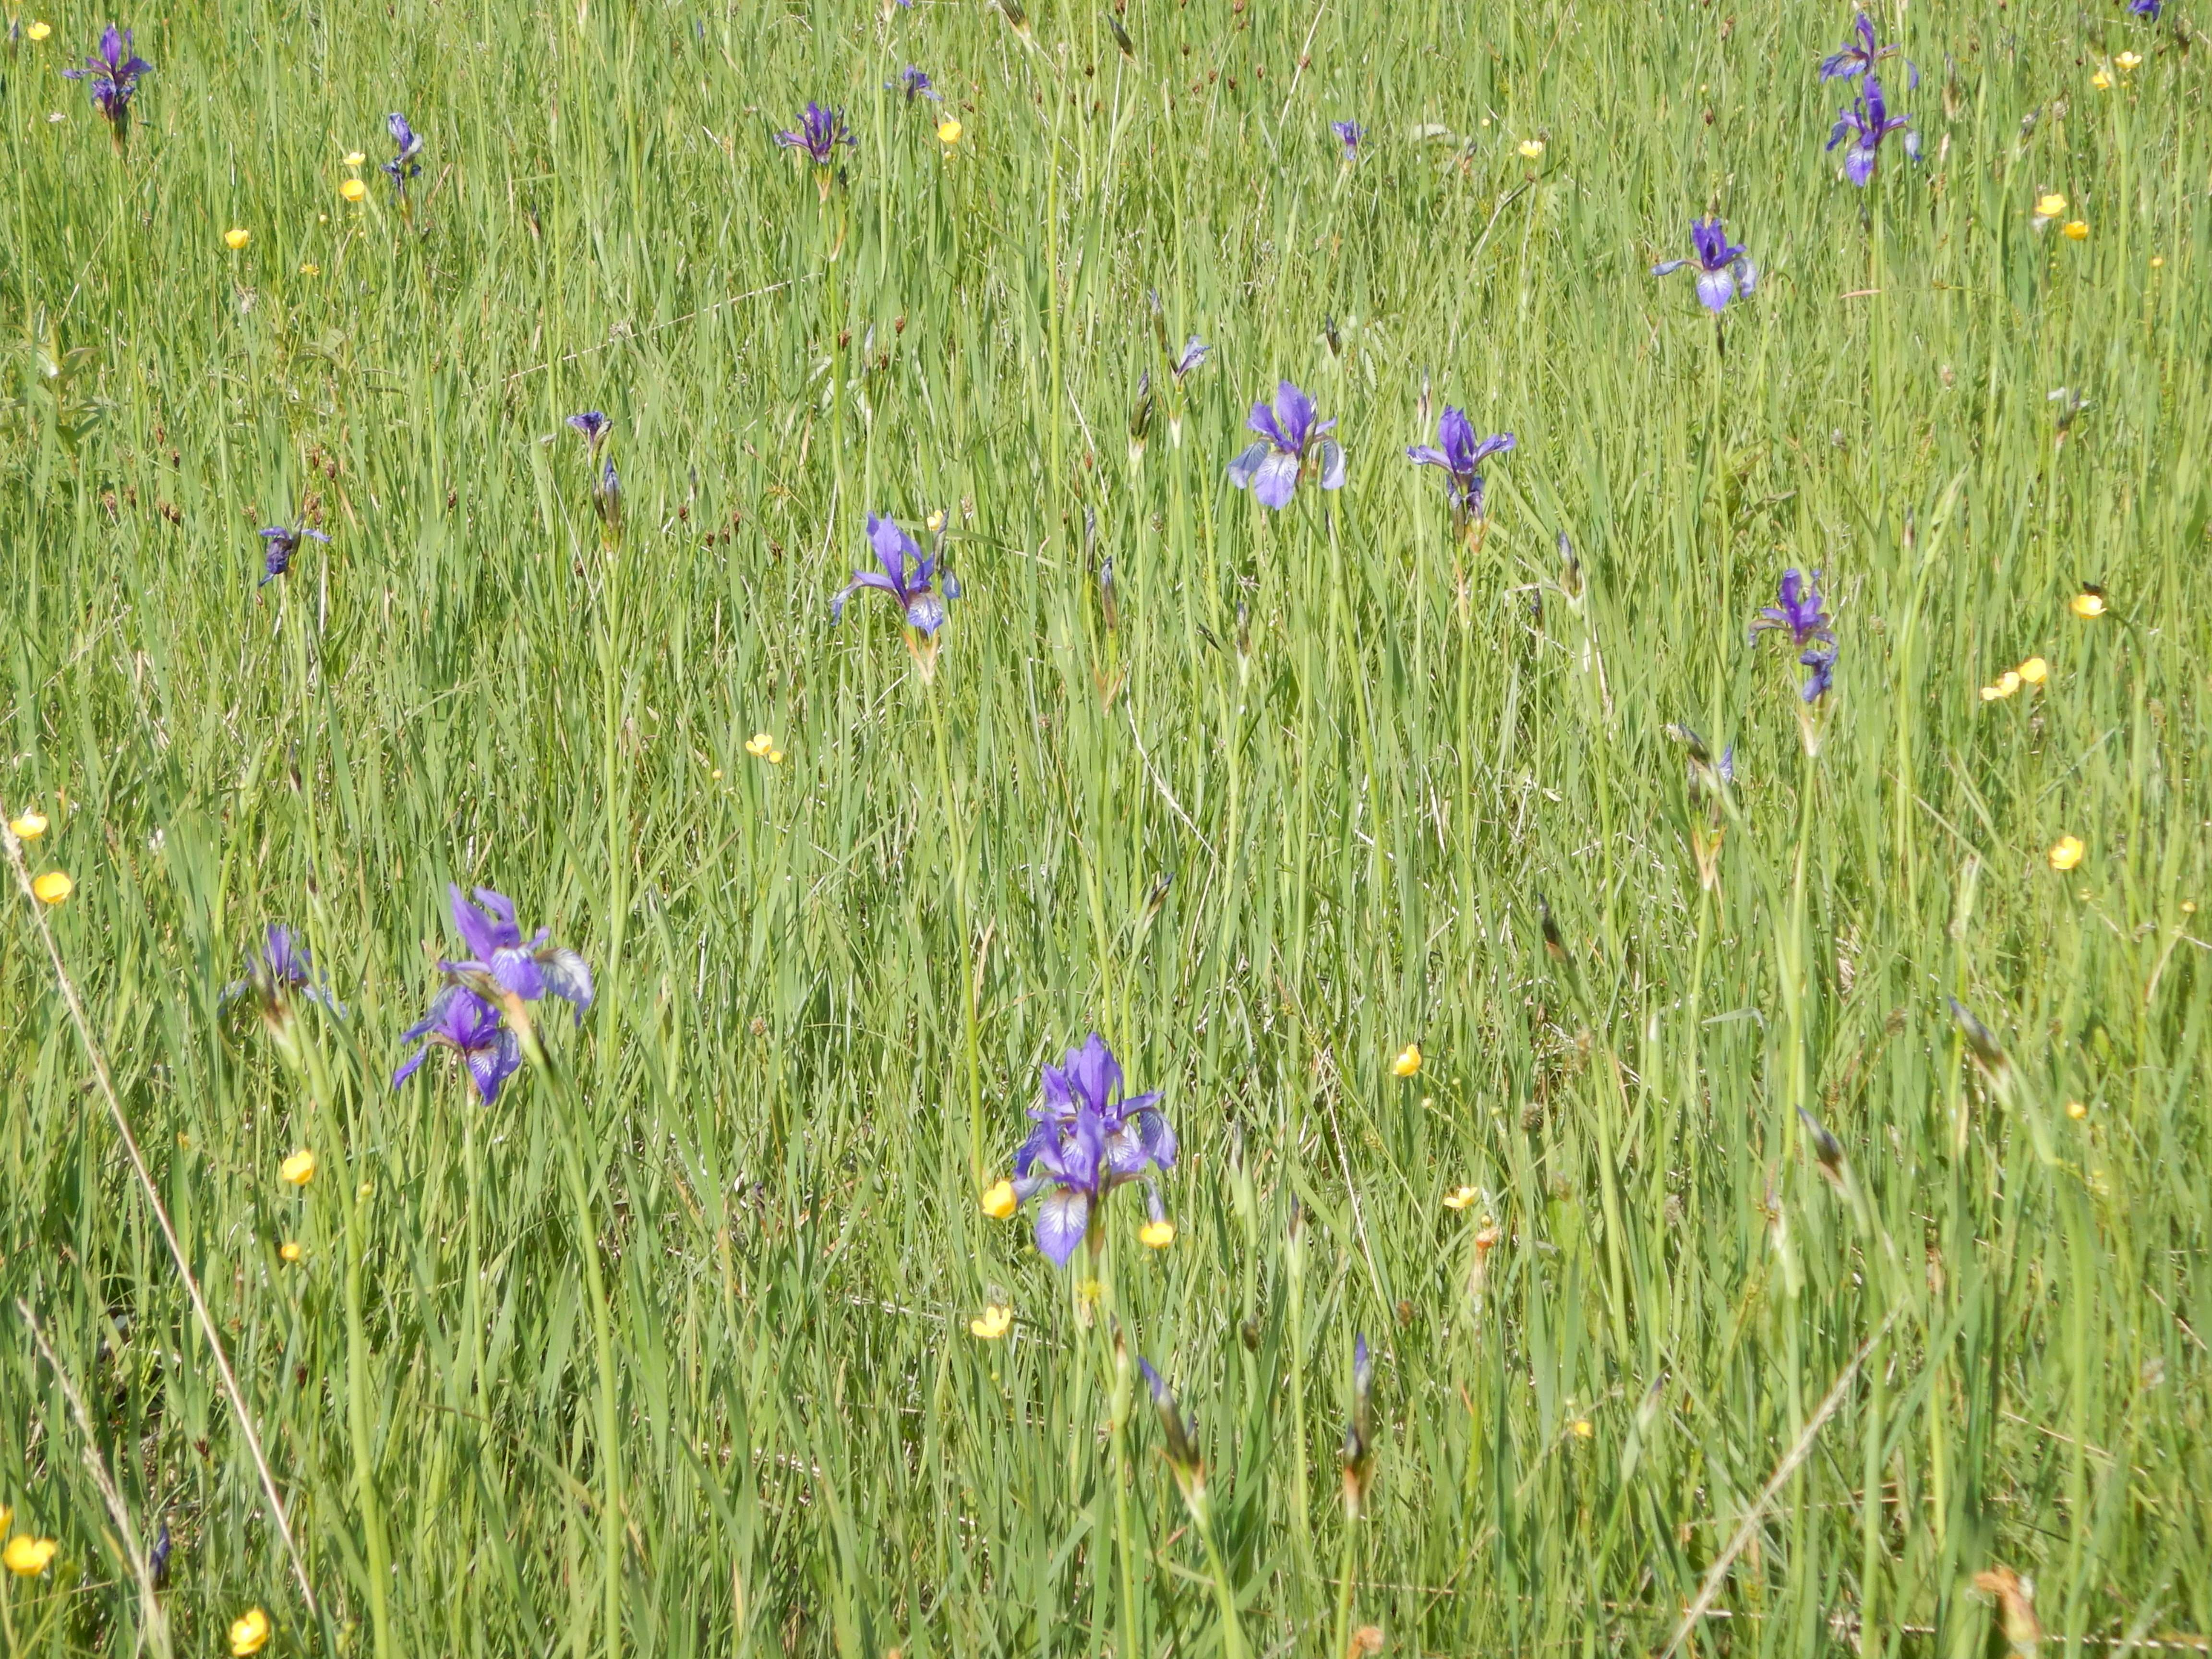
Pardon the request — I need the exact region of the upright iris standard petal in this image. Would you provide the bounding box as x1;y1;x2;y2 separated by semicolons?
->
567;411;611;452
392;986;522;1104
1750;568;1834;648
436;884;593;1018
1228;381;1344;510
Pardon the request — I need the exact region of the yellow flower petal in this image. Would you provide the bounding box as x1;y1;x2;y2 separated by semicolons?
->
3;1536;58;1576
768;749;784;765
224;228;251;251
2071;588;2107;619
2016;656;2048;685
9;810;48;840
1979;685;2003;703
1443;1185;1479;1211
25;20;51;40
937;118;963;145
32;870;72;904
1518;138;1546;159
230;1606;273;1656
339;178;368;203
298;262;320;276
979;1178;1017;1219
2065;1099;2089;1120
2061;219;2089;240
968;1303;1011;1339
2116;50;2142;70
1570;1418;1593;1439
1139;1218;1176;1249
279;1240;304;1263
342;151;366;168
2035;192;2068;217
1391;1043;1422;1078
279;1149;317;1186
2090;68;2113;90
745;732;773;757
1996;669;2022;697
2048;835;2085;872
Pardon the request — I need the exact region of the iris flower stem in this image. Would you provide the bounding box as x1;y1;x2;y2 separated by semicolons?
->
1330;1512;1359;1659
1284;1221;1321;1615
298;1040;396;1659
926;684;984;1190
522;1022;624;1659
1097;1245;1141;1659
1196;1514;1247;1659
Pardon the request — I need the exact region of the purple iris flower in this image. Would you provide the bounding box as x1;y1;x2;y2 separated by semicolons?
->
1752;570;1838;703
1828;73;1919;187
566;410;612;453
892;66;940;102
439;885;595;1021
1227;381;1346;509
831;513;960;635
224;924;342;1016
592;457;622;537
392;986;523;1105
1332;120;1364;160
63;26;150;138
1405;408;1514;520
775;102;854;164
1009;1034;1175;1266
2130;0;2160;16
1172;337;1211;381
258;524;329;586
384;112;424;191
1819;12;1917;86
1652;217;1758;313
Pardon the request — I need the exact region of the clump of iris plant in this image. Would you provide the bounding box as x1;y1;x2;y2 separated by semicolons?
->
64;26;150;151
1228;381;1346;510
1001;1034;1175;1266
392;986;522;1105
775;102;854;199
384;113;424;196
566;412;621;544
257;523;329;587
1652;217;1758;314
832;512;961;676
1827;73;1919;187
1332;120;1364;162
1751;568;1838;751
1406;407;1514;541
1819;12;1917;86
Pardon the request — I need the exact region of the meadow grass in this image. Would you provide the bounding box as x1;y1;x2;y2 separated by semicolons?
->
3;0;2210;1653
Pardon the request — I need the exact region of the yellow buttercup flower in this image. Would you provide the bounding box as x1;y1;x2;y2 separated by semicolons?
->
1978;684;2005;703
3;1536;58;1575
2048;835;2085;873
2116;50;2142;70
279;1149;317;1186
979;1178;1017;1219
32;870;72;904
229;1606;273;1656
279;1240;304;1263
768;749;785;765
25;20;50;40
2034;192;2068;218
1518;138;1545;160
2017;656;2049;685
2090;67;2113;90
342;150;366;168
1443;1185;1479;1211
926;508;947;533
2065;1099;2089;1120
2151;255;2165;269
1391;1043;1422;1078
339;178;367;203
745;732;775;758
1569;1418;1593;1440
298;262;320;276
969;1304;1012;1340
2071;587;2107;619
224;228;251;251
937;118;963;146
9;809;48;840
2061;219;2089;241
1139;1217;1175;1249
1997;669;2022;697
